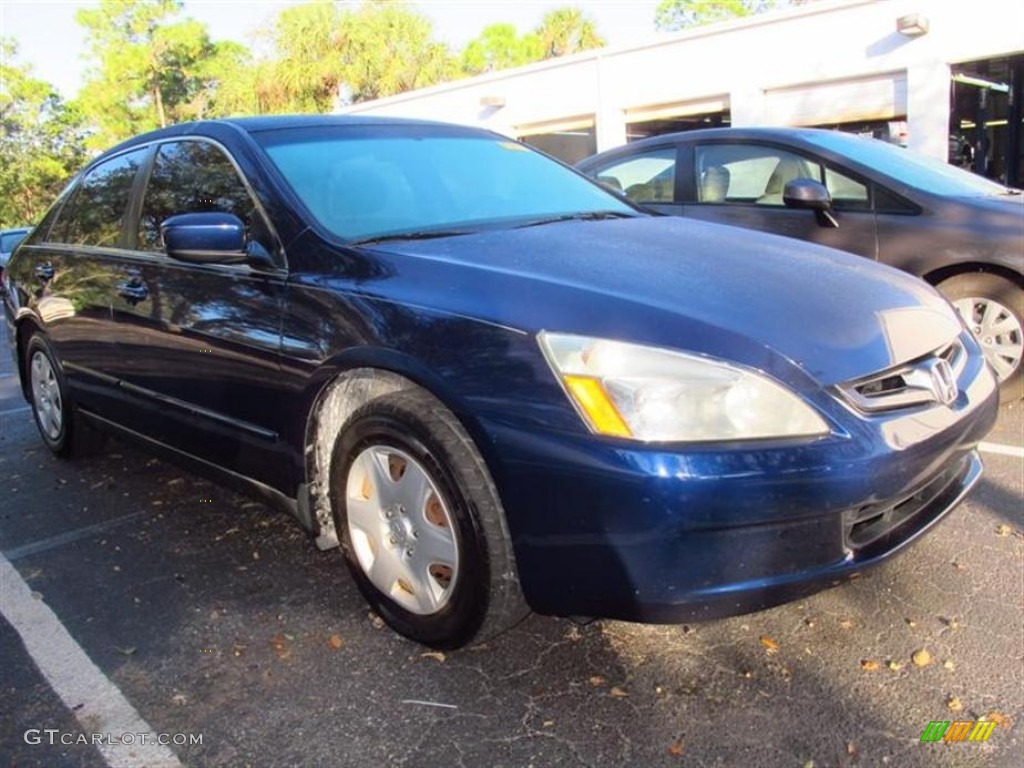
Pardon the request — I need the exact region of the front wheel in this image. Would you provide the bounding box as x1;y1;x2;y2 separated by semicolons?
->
938;273;1023;404
329;388;527;649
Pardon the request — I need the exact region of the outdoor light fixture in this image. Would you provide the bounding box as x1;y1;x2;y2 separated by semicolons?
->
480;95;506;108
896;13;929;37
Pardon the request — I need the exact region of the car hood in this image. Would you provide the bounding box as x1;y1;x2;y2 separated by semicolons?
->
367;216;961;385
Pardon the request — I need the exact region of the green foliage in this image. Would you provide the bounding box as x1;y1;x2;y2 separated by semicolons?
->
251;0;459;112
655;0;783;31
461;6;603;76
74;0;245;147
0;39;87;226
462;23;543;75
534;7;604;58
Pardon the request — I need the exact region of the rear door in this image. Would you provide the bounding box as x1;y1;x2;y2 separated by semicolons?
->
681;141;879;258
24;148;150;418
112;138;290;487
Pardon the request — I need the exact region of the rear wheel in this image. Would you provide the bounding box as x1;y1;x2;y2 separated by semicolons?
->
25;333;104;457
329;388;527;649
938;273;1023;404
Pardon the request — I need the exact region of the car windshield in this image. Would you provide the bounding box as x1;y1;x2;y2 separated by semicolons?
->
1;231;28;253
803;132;1014;197
255;126;634;242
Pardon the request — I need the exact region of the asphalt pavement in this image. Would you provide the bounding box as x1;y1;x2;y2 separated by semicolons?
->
1;320;1021;768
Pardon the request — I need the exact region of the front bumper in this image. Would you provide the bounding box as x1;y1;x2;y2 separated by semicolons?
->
486;343;1000;623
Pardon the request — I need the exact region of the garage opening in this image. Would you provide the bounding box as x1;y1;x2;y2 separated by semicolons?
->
950;55;1023;187
625;97;730;142
517;117;596;165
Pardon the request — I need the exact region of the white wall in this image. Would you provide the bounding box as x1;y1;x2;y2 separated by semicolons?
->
339;0;1024;159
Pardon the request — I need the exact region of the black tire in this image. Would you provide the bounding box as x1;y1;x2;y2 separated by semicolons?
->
329;387;528;649
24;333;105;458
938;272;1023;404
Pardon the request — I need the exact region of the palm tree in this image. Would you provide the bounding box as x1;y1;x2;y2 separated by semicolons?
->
534;7;604;59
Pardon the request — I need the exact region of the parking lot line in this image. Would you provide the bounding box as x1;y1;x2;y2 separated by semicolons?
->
0;405;31;416
0;552;183;768
979;441;1024;459
3;511;153;562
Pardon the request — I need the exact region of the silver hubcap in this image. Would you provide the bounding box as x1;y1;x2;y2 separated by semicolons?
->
345;446;459;615
29;351;63;441
952;296;1023;382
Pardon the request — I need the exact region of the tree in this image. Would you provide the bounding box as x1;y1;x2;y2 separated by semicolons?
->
250;0;458;112
75;0;246;146
0;39;87;226
534;7;604;58
655;0;785;31
461;23;543;75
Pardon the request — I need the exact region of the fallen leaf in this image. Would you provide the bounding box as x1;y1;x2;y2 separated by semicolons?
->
327;634;343;650
943;660;955;670
252;551;260;561
171;694;187;706
985;710;1012;729
588;675;607;687
947;696;963;711
609;686;629;698
940;616;960;630
420;651;446;663
759;635;779;654
887;660;903;671
912;648;932;667
860;659;880;671
904;618;917;628
116;646;136;656
995;524;1011;537
666;740;684;757
839;619;854;630
367;612;385;630
847;741;858;757
542;720;555;728
270;635;291;660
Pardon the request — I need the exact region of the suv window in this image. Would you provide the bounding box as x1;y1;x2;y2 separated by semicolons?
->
54;150;148;247
591;148;676;204
138;141;271;254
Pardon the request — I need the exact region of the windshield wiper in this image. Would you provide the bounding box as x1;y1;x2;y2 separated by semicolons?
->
514;210;639;229
350;229;475;246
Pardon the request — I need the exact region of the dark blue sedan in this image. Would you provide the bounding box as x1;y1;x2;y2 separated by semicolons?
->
3;116;999;648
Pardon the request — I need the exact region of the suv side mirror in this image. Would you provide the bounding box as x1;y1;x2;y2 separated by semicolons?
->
161;212;248;264
783;179;838;228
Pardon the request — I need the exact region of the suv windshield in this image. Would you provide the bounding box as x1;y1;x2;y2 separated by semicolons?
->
255;126;633;242
804;132;1013;197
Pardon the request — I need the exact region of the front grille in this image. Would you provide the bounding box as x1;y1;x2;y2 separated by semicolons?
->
837;339;966;413
843;455;970;550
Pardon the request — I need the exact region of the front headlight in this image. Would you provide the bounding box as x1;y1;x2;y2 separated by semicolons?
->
539;332;828;442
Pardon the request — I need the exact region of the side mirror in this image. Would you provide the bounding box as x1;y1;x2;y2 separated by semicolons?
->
161;212;248;264
783;179;838;228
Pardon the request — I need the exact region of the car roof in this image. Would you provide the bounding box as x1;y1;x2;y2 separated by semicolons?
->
99;114;490;161
1;227;31;236
578;126;861;166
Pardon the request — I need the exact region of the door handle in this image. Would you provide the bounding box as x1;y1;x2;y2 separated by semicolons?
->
116;281;149;302
35;263;55;280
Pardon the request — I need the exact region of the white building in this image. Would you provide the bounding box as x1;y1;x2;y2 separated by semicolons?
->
339;0;1024;186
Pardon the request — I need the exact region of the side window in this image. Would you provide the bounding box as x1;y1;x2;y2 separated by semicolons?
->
694;144;820;205
138;141;271;254
824;167;870;210
591;148;676;204
54;150;147;247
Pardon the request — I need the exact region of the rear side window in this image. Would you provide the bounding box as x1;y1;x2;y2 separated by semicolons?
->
589;148;677;203
54;150;147;247
137;141;270;253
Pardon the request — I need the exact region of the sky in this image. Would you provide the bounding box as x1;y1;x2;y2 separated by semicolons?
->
1;0;666;98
